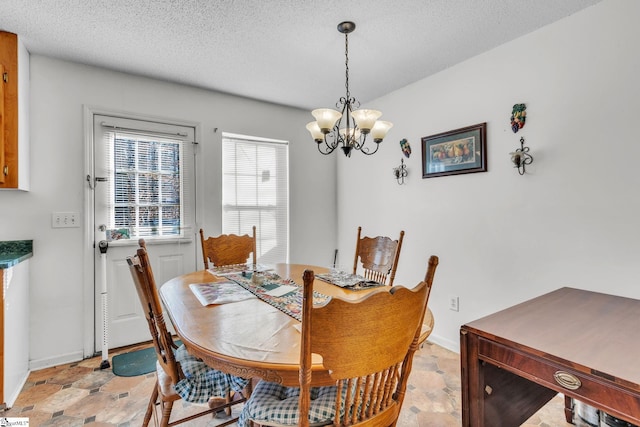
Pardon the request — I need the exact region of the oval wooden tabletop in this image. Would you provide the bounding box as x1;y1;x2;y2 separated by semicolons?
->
160;263;434;386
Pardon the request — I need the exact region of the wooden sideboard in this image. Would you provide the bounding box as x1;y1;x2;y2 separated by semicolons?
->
461;287;640;426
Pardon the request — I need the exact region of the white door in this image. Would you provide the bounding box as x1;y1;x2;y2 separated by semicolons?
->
92;114;198;352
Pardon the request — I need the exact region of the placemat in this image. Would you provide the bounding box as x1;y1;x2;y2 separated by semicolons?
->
315;272;384;290
225;272;329;321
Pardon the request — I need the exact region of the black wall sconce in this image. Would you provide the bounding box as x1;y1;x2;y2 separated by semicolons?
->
393;158;408;185
510;137;533;175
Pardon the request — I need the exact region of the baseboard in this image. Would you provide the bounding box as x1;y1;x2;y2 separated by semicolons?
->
425;333;460;354
29;350;85;371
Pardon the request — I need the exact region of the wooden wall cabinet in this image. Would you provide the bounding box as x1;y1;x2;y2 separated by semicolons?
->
0;31;29;190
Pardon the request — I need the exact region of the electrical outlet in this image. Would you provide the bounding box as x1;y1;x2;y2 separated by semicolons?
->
449;295;459;312
52;212;80;228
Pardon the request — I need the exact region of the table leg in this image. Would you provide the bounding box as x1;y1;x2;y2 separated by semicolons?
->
564;395;574;424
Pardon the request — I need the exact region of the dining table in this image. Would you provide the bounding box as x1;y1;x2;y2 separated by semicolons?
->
159;263;434;387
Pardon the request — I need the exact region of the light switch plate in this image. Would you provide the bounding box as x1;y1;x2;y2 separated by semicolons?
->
449;295;459;312
52;212;80;228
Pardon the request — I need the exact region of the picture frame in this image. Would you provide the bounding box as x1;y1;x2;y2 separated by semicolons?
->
421;122;487;178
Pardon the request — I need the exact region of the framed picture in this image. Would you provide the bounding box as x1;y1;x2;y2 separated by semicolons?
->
422;122;487;178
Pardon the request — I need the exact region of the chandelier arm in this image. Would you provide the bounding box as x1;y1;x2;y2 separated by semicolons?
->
349;132;366;150
317;144;336;155
320;132;339;154
330;127;346;151
317;138;337;155
358;140;381;156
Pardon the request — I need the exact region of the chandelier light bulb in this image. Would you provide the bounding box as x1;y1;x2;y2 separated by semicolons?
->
339;127;362;141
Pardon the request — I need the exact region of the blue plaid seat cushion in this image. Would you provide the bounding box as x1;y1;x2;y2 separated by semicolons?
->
238;381;338;427
172;344;249;404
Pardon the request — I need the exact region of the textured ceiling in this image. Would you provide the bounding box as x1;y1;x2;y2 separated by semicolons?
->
1;0;601;110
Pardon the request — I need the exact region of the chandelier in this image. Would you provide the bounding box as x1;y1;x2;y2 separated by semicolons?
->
306;21;393;157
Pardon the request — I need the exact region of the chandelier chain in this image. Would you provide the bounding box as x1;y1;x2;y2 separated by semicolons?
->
342;29;357;133
344;31;350;100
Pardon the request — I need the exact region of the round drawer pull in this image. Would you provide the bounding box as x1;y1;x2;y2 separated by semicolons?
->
554;370;581;390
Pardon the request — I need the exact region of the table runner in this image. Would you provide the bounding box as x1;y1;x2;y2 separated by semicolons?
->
208;263;272;276
225;272;329;321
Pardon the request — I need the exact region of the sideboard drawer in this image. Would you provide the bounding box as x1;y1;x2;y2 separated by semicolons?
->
478;338;640;423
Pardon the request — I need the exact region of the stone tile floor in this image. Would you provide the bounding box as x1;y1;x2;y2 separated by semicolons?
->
3;341;573;426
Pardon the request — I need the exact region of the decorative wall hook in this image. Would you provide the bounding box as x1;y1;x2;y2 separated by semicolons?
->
509;137;533;175
393;158;408;184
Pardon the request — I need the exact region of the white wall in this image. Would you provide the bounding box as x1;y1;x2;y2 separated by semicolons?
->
337;0;640;352
0;57;337;368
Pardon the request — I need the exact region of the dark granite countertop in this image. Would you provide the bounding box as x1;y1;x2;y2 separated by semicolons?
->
0;240;33;269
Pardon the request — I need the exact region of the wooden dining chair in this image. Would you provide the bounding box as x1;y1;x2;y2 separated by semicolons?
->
199;226;257;269
238;255;439;427
127;239;250;427
352;226;405;286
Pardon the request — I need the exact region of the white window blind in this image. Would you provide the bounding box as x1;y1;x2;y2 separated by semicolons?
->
222;133;289;264
97;116;195;240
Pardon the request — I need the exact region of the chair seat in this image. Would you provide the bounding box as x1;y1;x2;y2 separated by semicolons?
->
173;344;249;404
238;381;339;427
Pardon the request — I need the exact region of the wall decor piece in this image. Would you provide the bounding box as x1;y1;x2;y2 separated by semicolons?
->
399;138;412;158
509;136;533;175
106;228;130;241
511;103;526;133
421;122;487;178
393;158;408;185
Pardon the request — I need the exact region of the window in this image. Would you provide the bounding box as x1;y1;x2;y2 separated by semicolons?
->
112;134;182;237
222;133;289;264
95;116;195;240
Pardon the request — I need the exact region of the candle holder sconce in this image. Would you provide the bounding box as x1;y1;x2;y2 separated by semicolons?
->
393;158;408;185
509;137;533;175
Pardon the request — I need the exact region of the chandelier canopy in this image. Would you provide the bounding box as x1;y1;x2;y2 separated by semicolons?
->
306;21;393;157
